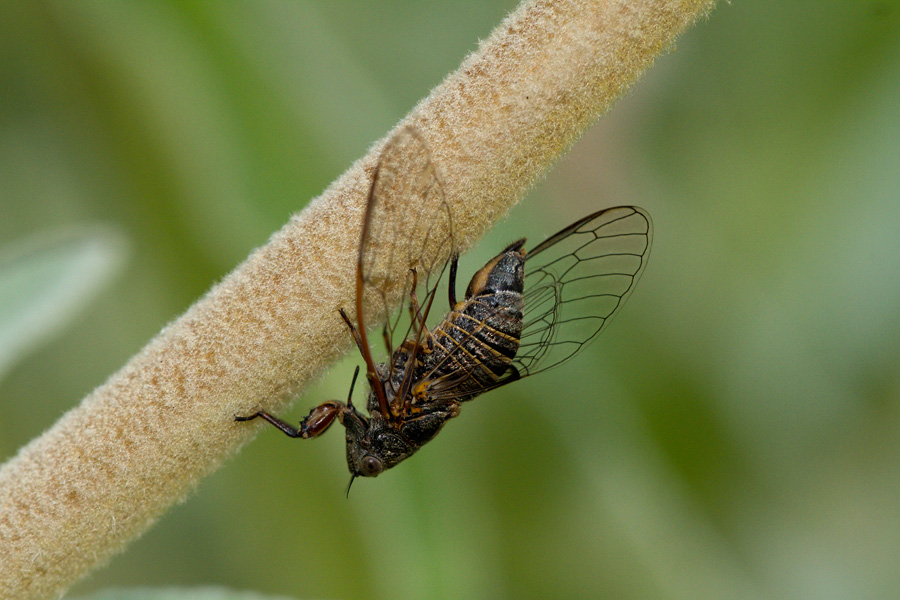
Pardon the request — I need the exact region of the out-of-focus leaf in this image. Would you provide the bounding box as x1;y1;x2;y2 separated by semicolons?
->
0;225;128;380
73;588;302;600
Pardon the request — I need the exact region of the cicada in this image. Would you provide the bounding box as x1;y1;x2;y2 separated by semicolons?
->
236;128;652;486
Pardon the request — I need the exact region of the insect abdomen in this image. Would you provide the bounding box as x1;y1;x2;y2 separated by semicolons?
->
426;247;526;399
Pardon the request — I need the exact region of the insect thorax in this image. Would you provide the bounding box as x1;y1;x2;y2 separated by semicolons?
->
347;245;528;476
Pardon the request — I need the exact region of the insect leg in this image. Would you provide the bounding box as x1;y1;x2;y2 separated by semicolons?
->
407;267;427;330
382;327;392;359
338;307;393;419
404;266;437;354
345;365;361;407
298;367;360;436
448;253;459;307
234;367;361;440
339;308;367;355
234;402;345;439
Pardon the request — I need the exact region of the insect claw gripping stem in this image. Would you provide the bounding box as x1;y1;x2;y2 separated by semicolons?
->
234;403;340;439
234;410;301;437
233;366;362;439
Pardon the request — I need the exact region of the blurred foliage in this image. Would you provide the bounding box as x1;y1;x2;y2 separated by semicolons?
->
73;588;299;600
2;1;900;599
0;224;127;380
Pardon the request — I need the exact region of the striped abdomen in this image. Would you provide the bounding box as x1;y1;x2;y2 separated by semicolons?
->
423;241;527;401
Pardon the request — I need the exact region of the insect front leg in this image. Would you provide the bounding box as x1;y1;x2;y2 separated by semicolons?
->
235;401;345;439
234;366;362;439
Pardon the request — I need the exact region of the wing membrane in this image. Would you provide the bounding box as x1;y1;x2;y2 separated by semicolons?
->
356;129;649;410
514;206;652;376
356;128;455;407
421;206;651;402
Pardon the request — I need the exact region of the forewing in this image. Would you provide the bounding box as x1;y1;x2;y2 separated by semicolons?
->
421;206;652;403
512;205;652;377
357;127;455;369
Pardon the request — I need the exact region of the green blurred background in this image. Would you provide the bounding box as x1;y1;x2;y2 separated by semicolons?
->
2;1;900;599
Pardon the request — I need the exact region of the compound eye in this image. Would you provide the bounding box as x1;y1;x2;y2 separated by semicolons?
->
360;455;383;477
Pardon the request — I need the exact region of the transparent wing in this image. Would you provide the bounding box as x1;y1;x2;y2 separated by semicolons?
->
513;205;652;377
421;206;651;403
355;127;455;403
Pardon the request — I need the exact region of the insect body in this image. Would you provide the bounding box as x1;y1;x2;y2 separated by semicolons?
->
425;238;526;403
236;128;652;485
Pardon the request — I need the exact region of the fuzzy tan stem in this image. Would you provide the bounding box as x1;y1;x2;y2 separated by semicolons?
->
0;1;715;598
